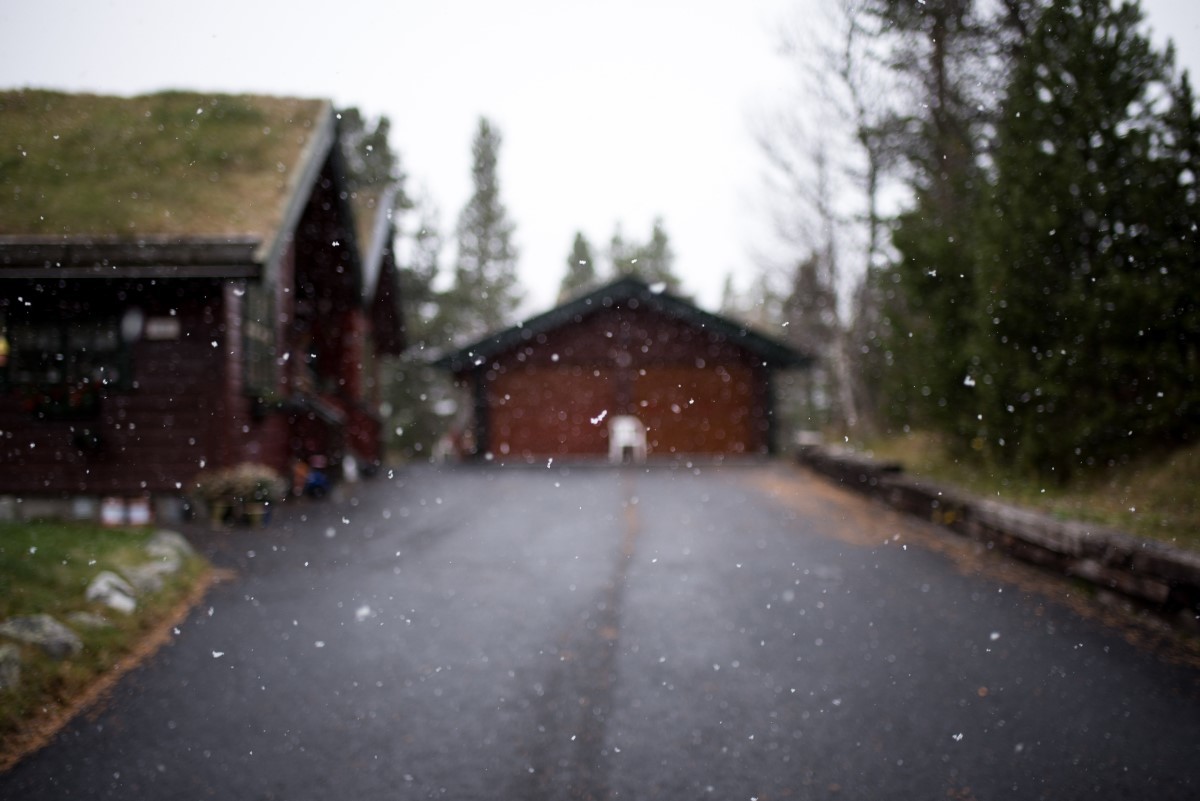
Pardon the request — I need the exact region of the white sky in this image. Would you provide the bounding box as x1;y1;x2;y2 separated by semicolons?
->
1;0;1196;315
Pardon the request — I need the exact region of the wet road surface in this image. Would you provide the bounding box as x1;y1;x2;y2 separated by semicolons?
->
2;462;1199;799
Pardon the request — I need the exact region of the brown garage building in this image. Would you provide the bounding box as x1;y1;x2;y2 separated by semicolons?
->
436;277;809;461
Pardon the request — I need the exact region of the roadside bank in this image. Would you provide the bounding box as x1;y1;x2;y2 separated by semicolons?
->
797;445;1200;630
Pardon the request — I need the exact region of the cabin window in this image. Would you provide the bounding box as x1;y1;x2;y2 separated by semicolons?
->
3;314;125;387
1;312;127;418
243;284;278;397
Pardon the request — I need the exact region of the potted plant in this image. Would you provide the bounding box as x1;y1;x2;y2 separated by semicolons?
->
190;463;285;527
231;463;285;526
191;468;233;528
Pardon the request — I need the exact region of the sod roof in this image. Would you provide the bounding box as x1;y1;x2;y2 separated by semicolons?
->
0;89;330;241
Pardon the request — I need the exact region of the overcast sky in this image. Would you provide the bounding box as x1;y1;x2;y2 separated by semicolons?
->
1;0;1196;315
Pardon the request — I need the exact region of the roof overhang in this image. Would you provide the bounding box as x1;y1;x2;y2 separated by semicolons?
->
435;276;813;373
281;393;347;426
358;183;400;303
258;100;337;286
0;234;261;280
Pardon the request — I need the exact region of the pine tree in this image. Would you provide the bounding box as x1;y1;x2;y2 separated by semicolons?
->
869;0;993;437
973;0;1186;477
608;218;683;291
403;197;447;349
719;272;742;318
609;226;638;278
1152;69;1200;444
338;108;407;199
845;267;894;432
637;218;681;290
559;231;598;301
782;254;841;427
449;117;522;341
783;255;838;360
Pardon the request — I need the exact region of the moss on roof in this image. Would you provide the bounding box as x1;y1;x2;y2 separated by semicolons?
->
0;89;329;240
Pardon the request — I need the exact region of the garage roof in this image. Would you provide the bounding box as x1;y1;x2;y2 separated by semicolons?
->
436;275;812;373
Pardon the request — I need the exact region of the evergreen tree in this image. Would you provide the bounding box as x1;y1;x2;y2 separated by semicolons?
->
746;272;787;330
380;195;451;460
637;218;681;290
1152;69;1200;445
449;117;522;341
718;272;784;329
559;231;598;301
719;272;742;318
868;0;993;435
783;255;838;361
881;179;987;435
608;218;683;292
973;0;1192;477
402;198;447;349
782;254;842;428
609;225;638;278
338;108;407;200
845;266;894;431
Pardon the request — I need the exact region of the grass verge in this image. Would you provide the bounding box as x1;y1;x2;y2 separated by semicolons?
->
0;521;212;769
856;433;1200;552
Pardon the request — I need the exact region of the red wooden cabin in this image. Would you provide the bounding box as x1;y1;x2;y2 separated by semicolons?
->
436;277;809;461
0;91;404;518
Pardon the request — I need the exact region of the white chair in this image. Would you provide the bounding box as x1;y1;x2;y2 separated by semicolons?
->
609;415;648;464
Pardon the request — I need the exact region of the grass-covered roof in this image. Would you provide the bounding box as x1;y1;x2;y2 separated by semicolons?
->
0;89;330;240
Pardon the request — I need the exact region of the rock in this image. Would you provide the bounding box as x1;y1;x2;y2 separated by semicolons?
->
147;530;195;559
143;546;183;573
121;564;164;594
0;643;20;690
0;614;83;659
116;532;196;596
67;611;112;629
86;571;137;614
137;532;191;581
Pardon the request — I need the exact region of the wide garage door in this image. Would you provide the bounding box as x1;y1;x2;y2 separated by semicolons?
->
635;364;761;455
488;366;615;458
487;362;764;459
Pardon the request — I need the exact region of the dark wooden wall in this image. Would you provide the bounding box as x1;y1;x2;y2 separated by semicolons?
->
472;303;771;460
0;279;236;495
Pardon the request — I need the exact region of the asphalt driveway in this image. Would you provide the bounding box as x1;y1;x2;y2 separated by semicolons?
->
2;462;1198;799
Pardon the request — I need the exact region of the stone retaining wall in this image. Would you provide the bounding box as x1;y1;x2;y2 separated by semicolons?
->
796;446;1200;629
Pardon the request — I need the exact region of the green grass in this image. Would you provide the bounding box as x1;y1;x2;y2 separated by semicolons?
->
0;521;209;750
858;432;1200;551
0;89;326;238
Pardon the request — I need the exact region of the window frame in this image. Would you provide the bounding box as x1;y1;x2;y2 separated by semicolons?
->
242;283;279;399
1;310;131;419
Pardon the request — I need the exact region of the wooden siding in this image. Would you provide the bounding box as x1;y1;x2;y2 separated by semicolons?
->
474;304;772;459
345;401;383;467
488;366;615;457
635;364;767;456
0;280;232;495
